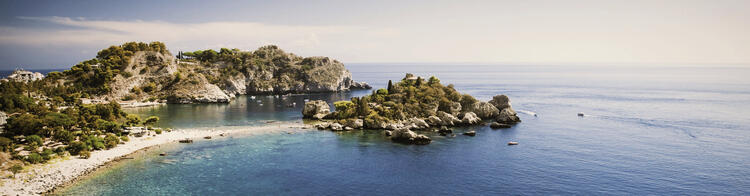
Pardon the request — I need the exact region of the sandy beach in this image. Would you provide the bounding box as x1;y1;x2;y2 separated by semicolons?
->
0;122;310;195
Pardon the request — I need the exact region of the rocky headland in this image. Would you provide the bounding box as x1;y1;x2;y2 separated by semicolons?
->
303;73;521;145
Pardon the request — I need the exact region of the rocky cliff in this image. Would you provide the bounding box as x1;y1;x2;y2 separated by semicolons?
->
76;43;369;103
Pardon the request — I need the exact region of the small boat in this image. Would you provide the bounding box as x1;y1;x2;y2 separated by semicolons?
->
159;153;167;156
577;112;585;117
508;141;519;145
204;136;212;139
179;139;193;143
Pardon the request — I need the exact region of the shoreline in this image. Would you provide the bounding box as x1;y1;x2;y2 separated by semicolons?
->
0;122;311;195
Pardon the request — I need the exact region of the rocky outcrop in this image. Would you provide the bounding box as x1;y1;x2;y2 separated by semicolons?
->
405;117;430;130
345;119;364;129
349;81;372;90
302;100;331;119
461;112;481;125
330;123;344;131
0;111;7;127
467;102;500;119
391;128;431;145
437;111;461;126
489;95;521;124
2;69;44;83
463;131;476;136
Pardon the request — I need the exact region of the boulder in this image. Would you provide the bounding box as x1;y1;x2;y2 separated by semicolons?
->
436;111;461;126
438;126;452;135
0;111;6;126
314;123;330;130
496;108;521;124
302;100;331;119
406;118;430;129
463;131;476;136
391;128;431;145
461;112;481;125
426;116;442;126
468;102;500;119
346;119;364;129
385;130;393;136
330;123;343;131
489;94;511;110
385;122;403;130
344;127;354;131
349;81;372;90
490;122;511;129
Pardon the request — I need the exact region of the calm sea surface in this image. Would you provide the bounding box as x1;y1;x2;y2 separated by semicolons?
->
58;64;750;195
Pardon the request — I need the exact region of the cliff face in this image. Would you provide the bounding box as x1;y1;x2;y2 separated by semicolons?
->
95;45;368;103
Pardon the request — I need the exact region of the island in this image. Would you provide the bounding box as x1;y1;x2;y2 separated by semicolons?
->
303;73;521;145
0;42;368;195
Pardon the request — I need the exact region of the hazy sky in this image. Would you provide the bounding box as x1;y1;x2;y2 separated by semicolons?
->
1;0;749;69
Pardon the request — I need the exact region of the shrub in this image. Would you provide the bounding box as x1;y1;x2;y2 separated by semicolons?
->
79;150;91;159
10;164;22;178
41;148;54;161
27;153;43;164
26;135;43;148
126;114;141;126
154;129;162;134
333;101;356;119
68;141;88;155
0;137;12;151
142;82;157;92
459;94;478;111
144;116;160;126
121;71;133;78
104;134;119;149
120;135;130;142
54;129;75;144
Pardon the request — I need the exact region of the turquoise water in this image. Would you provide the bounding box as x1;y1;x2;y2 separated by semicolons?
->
60;64;750;195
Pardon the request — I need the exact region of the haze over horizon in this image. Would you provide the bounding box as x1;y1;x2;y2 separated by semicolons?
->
1;0;749;69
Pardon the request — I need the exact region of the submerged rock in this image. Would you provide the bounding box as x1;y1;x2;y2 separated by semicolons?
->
490;122;511;129
463;131;476;136
302;100;331;119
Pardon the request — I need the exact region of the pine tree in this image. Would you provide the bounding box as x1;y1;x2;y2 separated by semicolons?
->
387;80;393;93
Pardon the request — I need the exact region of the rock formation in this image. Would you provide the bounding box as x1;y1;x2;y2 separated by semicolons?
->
302;100;331;119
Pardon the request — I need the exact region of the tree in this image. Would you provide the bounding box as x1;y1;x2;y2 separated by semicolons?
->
144;116;160;126
10;164;22;178
387;80;393;94
68;141;88;156
0;137;12;151
5;113;43;136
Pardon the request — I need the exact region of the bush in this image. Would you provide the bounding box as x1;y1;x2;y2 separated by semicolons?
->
68;141;88;155
333;101;356;119
126;114;141;126
142;82;157;92
120;135;130;142
41;148;54;161
27;153;43;164
0;137;12;151
144;116;160;126
459;94;478;111
26;135;43;148
54;129;75;144
5;113;43;136
79;150;91;159
104;134;119;149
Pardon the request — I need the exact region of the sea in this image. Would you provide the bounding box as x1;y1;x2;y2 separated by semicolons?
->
55;64;750;195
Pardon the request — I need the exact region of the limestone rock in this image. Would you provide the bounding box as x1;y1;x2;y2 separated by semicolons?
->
330;123;344;131
346;119;364;129
391;128;431;145
349;81;372;90
436;111;461;126
0;111;6;126
302;100;331;119
467;102;499;119
406;118;430;130
489;94;511;110
496;108;521;124
426;116;442;126
461;112;481;125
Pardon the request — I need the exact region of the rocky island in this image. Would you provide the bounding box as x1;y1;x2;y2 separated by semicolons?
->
303;73;521;145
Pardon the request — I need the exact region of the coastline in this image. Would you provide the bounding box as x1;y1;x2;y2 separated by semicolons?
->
0;122;311;195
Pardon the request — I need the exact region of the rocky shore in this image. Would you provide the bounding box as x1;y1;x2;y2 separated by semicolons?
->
0;122;309;195
304;90;521;145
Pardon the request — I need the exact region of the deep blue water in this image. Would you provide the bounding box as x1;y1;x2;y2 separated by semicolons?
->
59;64;750;195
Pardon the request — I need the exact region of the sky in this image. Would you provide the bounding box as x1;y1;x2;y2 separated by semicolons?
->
0;0;749;69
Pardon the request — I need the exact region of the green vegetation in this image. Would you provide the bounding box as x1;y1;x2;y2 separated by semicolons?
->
328;74;466;125
10;164;22;178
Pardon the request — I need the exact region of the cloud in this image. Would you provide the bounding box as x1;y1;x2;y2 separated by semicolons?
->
0;16;398;59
